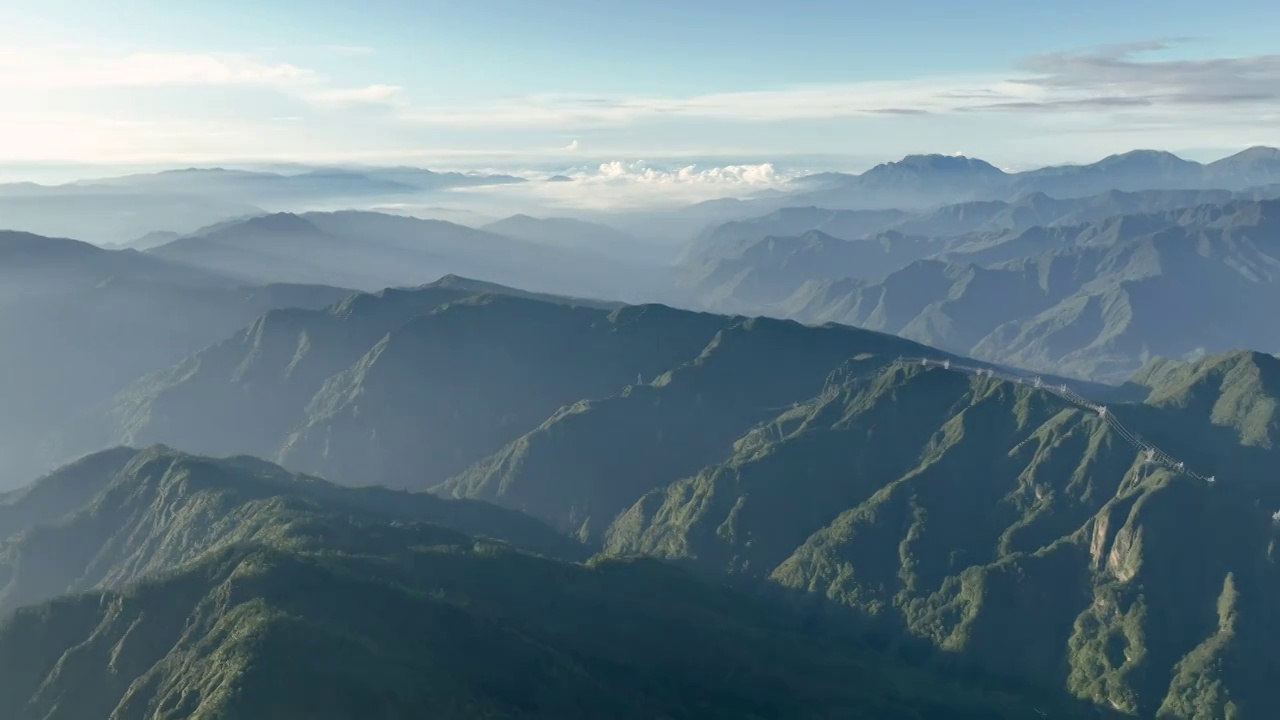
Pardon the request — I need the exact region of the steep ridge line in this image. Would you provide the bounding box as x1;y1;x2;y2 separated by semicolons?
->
897;357;1216;485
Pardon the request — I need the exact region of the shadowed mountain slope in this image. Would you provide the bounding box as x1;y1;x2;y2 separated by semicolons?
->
0;231;352;481
0;446;1081;719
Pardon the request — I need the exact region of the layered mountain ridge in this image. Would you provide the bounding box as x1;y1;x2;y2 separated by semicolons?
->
681;197;1280;382
5;145;1280;717
0;445;1083;719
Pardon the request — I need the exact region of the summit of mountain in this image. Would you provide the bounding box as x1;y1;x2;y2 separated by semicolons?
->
778;148;1280;211
870;153;1007;176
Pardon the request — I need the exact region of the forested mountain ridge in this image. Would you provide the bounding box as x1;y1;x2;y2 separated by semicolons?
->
16;256;1280;715
6;147;1280;716
67;276;961;493
0;445;1086;720
596;356;1280;717
432;342;1280;717
0;445;584;616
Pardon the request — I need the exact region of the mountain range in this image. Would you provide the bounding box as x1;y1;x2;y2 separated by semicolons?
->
678;195;1280;382
144;210;663;300
788;147;1280;210
25;271;1277;716
0;165;524;244
8;145;1280;716
684;187;1256;263
0;444;1085;719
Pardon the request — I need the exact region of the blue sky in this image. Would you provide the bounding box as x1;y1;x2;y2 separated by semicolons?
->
3;0;1279;173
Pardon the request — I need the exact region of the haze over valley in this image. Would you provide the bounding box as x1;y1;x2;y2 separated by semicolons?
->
3;1;1280;717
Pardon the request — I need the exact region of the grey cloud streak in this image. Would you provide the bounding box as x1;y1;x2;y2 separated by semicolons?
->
996;40;1280;112
389;40;1280;129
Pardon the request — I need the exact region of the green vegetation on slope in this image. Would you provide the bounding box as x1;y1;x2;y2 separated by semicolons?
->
0;445;584;615
32;269;1280;716
596;360;1280;716
438;316;942;542
0;446;1074;719
86;281;733;490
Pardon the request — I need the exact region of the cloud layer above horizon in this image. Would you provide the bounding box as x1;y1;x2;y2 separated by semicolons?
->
0;40;1277;167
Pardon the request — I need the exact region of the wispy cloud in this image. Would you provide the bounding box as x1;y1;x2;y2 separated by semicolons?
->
1004;41;1280;111
395;41;1280;128
0;50;313;89
2;40;1276;166
0;48;408;114
450;160;796;211
394;77;1016;127
307;84;405;107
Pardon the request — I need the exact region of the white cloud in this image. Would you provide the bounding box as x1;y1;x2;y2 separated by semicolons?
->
0;48;405;110
582;160;787;186
447;160;796;211
393;43;1280;131
1;40;1276;169
0;50;313;89
307;84;404;107
394;77;1016;127
0;109;265;163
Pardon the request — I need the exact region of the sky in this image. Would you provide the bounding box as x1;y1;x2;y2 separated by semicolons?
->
2;0;1279;177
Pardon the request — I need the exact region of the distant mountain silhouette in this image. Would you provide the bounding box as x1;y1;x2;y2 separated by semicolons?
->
0;165;524;244
0;230;351;481
147;210;658;300
785;148;1280;210
777;200;1280;381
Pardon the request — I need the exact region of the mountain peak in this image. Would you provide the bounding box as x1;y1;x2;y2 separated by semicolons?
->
1208;146;1280;171
880;154;1005;175
1223;145;1280;160
1097;149;1196;168
233;212;319;234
